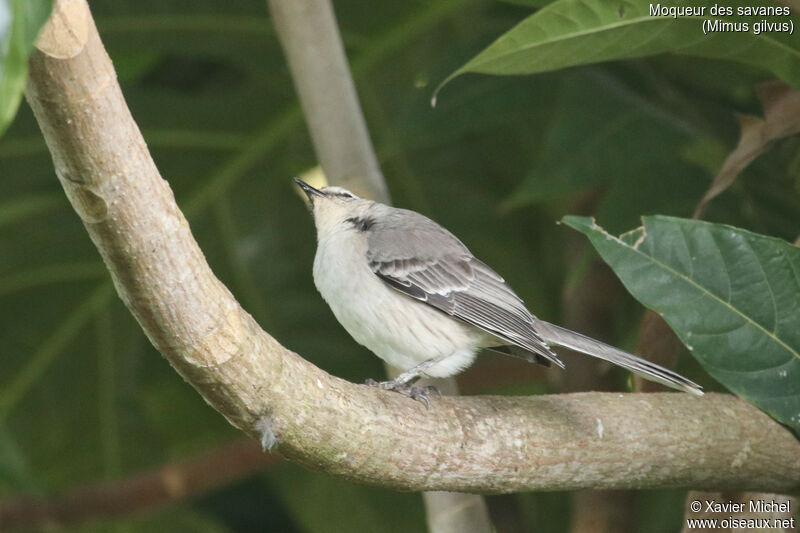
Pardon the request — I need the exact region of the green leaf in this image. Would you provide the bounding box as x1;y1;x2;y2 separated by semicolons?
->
563;215;800;435
0;426;37;491
436;0;800;97
0;0;53;136
503;68;708;227
496;0;554;8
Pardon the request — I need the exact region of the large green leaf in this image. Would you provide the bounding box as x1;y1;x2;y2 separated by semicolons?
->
502;67;708;233
563;215;800;434
0;0;52;136
436;0;800;95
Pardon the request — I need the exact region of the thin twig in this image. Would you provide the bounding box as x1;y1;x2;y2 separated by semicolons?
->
0;440;272;531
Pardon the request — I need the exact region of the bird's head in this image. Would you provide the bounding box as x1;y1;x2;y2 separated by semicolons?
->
294;178;377;239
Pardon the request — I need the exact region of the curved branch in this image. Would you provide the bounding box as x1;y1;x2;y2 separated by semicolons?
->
24;0;800;495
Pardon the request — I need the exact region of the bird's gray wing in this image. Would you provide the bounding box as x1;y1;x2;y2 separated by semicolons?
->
365;208;562;367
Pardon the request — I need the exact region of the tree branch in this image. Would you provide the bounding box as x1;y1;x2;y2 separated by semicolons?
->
0;440;271;531
24;0;800;495
267;0;388;202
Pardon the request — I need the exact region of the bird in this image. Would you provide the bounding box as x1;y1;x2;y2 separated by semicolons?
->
294;178;703;404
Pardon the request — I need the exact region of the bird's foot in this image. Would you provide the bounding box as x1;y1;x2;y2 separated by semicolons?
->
364;378;440;408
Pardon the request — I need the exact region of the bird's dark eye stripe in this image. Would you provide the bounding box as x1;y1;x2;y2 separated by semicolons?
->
346;216;375;232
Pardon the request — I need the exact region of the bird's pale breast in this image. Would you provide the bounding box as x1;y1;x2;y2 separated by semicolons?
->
312;230;484;377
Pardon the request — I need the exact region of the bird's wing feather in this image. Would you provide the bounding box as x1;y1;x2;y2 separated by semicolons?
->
365;210;562;367
360;205;703;395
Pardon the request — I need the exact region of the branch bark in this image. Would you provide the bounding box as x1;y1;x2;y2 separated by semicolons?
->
23;0;800;496
561;202;635;533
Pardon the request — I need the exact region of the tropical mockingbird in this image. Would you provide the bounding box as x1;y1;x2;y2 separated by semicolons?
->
295;178;703;403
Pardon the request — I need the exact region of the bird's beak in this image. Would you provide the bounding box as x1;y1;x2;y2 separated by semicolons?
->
294;177;325;201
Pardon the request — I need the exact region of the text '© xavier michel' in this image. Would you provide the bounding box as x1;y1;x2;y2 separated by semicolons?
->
649;4;794;34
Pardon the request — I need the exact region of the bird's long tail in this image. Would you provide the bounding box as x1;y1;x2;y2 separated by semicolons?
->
535;320;703;396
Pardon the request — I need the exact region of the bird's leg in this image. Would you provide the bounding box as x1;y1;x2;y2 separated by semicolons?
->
365;355;447;407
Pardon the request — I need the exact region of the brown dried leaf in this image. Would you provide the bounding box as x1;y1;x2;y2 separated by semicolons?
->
693;81;800;218
776;0;800;17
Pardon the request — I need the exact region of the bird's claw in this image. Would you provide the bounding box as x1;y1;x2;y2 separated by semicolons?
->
364;378;440;408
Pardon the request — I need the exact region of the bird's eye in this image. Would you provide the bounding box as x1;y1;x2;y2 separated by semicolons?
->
333;191;356;200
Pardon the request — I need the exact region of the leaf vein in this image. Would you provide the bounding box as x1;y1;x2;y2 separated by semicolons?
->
623;221;798;361
466;14;800;73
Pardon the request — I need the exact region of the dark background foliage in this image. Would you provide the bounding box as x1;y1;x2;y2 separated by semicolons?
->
0;0;798;530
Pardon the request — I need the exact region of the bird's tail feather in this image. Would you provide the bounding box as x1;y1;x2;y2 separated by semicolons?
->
536;320;703;396
485;345;555;368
